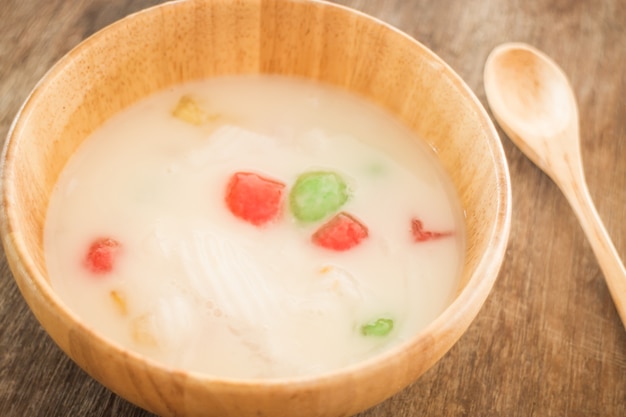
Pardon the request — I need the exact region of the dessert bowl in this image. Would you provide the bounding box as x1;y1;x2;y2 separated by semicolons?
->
0;0;511;416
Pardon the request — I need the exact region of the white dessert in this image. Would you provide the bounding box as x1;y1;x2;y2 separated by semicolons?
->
44;75;465;379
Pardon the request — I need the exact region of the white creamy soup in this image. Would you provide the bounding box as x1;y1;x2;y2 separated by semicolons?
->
44;75;465;379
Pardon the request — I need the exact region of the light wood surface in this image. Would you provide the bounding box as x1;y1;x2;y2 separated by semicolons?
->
0;0;624;416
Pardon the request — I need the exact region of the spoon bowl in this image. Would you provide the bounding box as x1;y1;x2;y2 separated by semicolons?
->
484;42;626;328
484;43;579;175
490;46;574;133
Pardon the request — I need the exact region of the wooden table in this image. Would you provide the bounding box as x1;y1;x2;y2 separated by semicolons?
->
1;0;624;415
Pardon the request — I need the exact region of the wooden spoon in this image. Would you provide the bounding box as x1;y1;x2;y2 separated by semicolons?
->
483;42;626;328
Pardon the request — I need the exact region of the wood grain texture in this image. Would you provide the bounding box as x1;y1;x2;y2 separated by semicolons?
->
0;0;624;416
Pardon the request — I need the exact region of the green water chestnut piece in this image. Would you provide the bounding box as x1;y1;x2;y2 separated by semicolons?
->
361;318;394;337
366;161;387;176
289;171;349;222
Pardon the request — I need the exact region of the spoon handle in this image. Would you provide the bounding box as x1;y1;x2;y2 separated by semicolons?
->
558;173;626;328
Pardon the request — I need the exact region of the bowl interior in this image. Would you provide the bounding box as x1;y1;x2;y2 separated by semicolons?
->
1;1;511;416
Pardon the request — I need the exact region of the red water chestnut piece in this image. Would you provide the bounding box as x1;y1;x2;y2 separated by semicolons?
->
84;237;121;274
411;218;453;242
312;212;369;251
225;172;286;226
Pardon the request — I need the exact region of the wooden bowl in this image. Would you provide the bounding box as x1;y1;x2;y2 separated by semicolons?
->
0;0;511;416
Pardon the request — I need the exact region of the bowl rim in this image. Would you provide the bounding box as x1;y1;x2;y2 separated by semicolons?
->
0;0;512;391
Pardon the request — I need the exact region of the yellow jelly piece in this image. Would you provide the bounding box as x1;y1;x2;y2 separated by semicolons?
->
172;95;210;126
131;314;159;347
319;265;333;274
109;290;128;316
